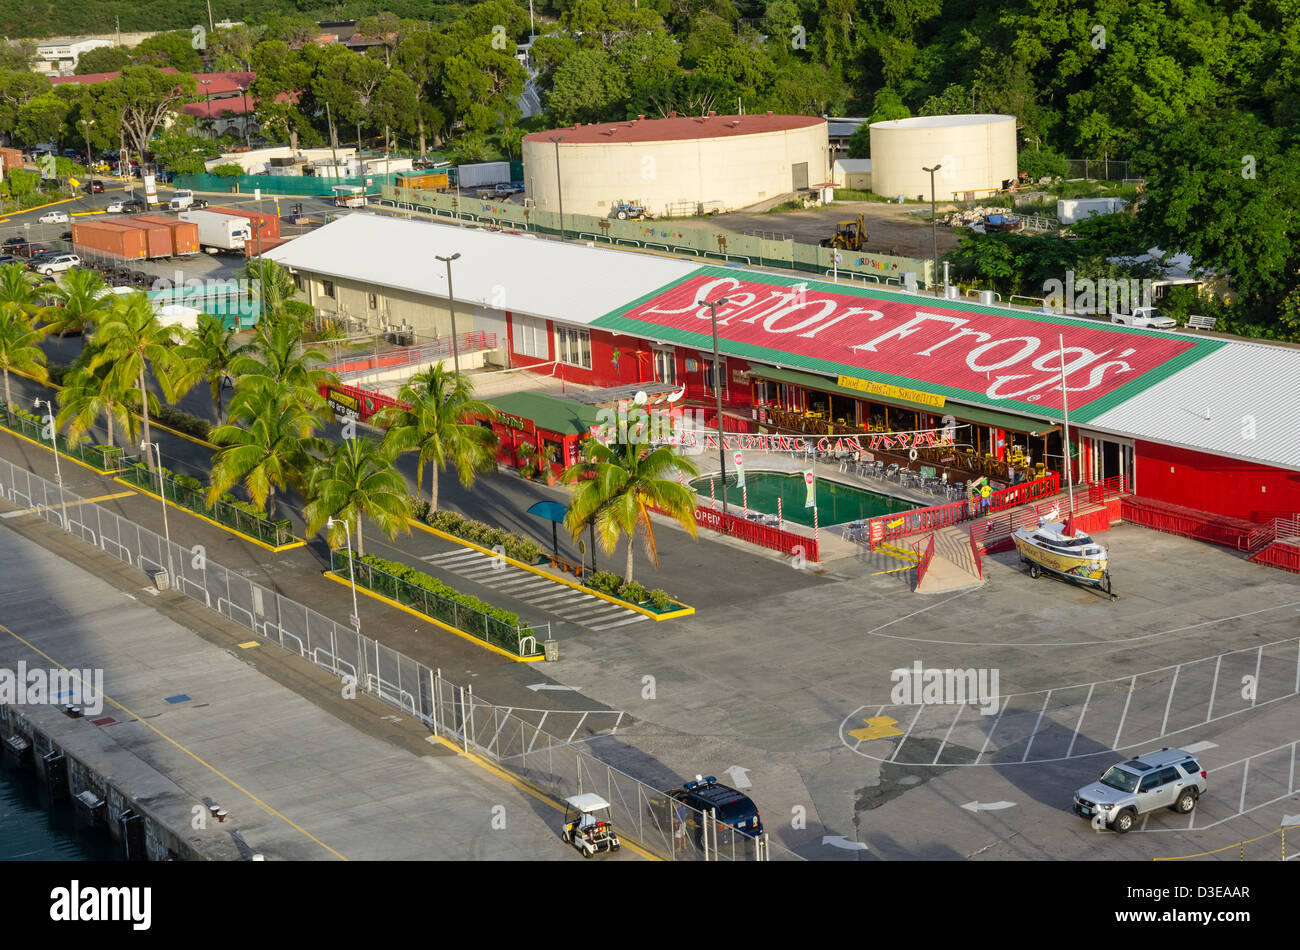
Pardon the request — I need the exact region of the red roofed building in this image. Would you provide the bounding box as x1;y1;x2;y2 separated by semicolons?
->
521;113;829;218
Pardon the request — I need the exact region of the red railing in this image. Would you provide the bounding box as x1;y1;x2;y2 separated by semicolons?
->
319;381;401;422
1120;496;1260;550
1242;514;1300;555
1086;474;1130;505
691;504;818;562
915;533;936;587
866;471;1060;550
328;331;496;380
968;524;983;579
1250;541;1300;574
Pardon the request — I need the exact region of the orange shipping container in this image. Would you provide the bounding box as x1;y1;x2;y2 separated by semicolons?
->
397;172;449;191
117;217;174;258
71;220;149;260
134;214;199;255
209;206;280;241
243;233;290;259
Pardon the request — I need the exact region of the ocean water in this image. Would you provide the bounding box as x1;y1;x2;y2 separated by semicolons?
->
0;756;120;861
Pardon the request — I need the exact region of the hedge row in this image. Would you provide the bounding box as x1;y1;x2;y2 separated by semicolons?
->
584;570;677;611
355;552;533;639
419;505;542;564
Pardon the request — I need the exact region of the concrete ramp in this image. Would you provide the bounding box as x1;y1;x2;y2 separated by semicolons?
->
914;526;985;594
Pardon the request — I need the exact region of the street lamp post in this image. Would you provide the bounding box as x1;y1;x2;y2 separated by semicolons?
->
549;136;564;243
34;398;67;530
328;516;361;634
200;79;213;139
141;441;175;580
698;296;730;514
238;85;250;147
922;164;942;295
80;118;94;172
435;252;462;373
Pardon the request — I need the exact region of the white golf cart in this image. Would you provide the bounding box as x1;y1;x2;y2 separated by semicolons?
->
561;793;622;858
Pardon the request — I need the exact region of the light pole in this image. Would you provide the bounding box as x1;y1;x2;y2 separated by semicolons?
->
435;252;462;373
549;136;564;243
922;164;942;295
80;118;94;172
200;79;213;139
698;296;730;514
34;397;67;530
328;516;361;634
141;440;175;581
238;85;250;147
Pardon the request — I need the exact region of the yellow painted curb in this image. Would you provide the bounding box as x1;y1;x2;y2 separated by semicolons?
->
429;734;660;862
321;570;546;663
0;422;129;476
112;476;306;552
9;195;79;215
409;519;696;621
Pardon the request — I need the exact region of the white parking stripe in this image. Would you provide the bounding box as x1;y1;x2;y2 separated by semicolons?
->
566;605;633;622
530;591;585;606
588;615;650;630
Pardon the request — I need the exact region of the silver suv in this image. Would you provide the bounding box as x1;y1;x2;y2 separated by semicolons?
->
1073;747;1207;833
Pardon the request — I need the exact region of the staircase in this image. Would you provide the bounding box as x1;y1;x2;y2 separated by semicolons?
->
1243;515;1300;574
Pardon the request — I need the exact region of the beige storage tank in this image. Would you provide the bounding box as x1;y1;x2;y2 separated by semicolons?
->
869;114;1018;201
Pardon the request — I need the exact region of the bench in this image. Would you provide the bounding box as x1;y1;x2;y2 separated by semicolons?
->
548;555;586;578
1186;314;1217;331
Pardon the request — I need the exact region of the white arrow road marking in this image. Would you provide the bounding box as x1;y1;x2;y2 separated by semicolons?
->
723;765;752;789
1182;741;1218;754
822;835;868;851
960;801;1017;812
526;684;583;692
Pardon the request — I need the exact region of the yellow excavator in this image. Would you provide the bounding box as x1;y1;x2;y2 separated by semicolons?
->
820;213;867;251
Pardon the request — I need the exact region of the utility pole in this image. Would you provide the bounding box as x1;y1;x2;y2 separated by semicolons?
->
698;297;731;514
922;164;942;295
549;136;564;242
436;253;462;373
325;100;340;175
206;0;214;33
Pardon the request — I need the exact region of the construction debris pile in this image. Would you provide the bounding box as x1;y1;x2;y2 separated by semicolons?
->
939;207;1014;227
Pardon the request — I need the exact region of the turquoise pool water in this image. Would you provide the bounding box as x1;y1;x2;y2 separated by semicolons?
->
691;471;914;527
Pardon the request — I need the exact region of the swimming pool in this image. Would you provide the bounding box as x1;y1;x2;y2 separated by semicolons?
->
690;471;915;527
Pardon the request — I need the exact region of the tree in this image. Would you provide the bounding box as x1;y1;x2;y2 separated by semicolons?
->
149;130;219;175
178;313;253;425
0;263;49;410
547;47;624;125
231;315;335;411
0;40;36;71
101;66;195;165
393;30;450;155
85;292;186;468
56;356;137;449
208;382;327;517
627;72;736;119
133;32;203;73
75;46;133;75
372;70;419;152
439;37;525;137
15;92;69;147
869;87;912;123
846;122;871;158
376;365;496;509
259;14;319;49
242;258;297;317
39;266;111;339
0;69;51;143
562;438;699;584
304;437;411;556
249;41;314;150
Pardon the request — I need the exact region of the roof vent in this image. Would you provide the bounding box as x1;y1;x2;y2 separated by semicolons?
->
573;123;581;129
766;110;773;116
669;111;676;119
707;110;716;117
637;114;645;121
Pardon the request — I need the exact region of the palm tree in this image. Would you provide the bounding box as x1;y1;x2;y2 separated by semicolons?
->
178;313;253;425
40;267;111;340
562;439;700;584
303;436;411;556
85;293;185;468
55;356;139;449
244;258;297;316
376;364;497;509
208;382;328;517
0;310;49;412
231;315;335;410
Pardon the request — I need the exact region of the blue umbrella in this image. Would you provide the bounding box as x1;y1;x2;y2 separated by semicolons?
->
527;500;570;563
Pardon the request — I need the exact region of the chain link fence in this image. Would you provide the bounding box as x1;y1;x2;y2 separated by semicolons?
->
0;454;786;860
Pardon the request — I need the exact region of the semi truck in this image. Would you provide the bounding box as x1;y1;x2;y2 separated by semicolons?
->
180;209;254;254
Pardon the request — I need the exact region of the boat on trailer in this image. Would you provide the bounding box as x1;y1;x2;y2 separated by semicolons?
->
1014;520;1113;596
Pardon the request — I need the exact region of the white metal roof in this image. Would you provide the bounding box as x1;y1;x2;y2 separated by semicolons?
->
1086;340;1300;471
264;213;698;324
564;793;611;812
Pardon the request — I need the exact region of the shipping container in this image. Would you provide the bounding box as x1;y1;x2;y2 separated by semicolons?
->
243;234;289;259
132;215;200;256
117;217;174;258
208;206;280;241
455;162;510;188
71;220;149;260
395;172;450;191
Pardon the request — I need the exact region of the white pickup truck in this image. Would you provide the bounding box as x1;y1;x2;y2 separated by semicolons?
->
1110;306;1176;329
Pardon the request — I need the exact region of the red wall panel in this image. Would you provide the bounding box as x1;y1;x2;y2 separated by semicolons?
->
1136;440;1300;523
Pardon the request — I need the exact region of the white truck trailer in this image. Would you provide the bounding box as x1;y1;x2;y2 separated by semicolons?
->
180;209;254;254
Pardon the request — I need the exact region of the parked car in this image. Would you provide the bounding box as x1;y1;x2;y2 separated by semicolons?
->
0;254;21;266
1073;747;1208;833
38;211;70;224
83;179;105;193
653;775;764;849
2;237;27;251
18;243;51;258
1110;306;1177;330
105;200;125;213
120;198;146;214
31;253;80;277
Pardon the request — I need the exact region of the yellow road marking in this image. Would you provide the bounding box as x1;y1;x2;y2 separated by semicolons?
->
429;735;660;862
0;490;135;518
111;477;306;553
0;621;347;860
847;715;904;742
237;641;260;649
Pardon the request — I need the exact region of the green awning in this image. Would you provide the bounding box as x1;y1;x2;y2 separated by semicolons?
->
749;364;1042;433
485;392;603;437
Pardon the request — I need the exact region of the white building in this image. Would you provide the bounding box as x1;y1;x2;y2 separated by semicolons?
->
35;38;114;74
869;114;1018;201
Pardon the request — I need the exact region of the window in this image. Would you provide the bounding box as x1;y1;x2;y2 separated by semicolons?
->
652;347;675;385
1139;775;1160;792
293;273;303;292
513;314;547;359
1156;767;1180;785
321;279;335;299
556;326;591;368
368;292;378;310
704;356;727;396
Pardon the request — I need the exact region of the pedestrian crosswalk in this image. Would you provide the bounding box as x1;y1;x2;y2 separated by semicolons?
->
420;548;651;631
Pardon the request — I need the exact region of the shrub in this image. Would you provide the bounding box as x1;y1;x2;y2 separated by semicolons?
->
647;589;674;611
617;580;648;604
210;163;244;178
426;509;541;563
173;473;203;491
1019;147;1067;181
282;300;313;320
584;570;678;609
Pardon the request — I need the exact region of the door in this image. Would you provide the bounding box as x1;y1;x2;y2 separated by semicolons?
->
792;162;809;191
